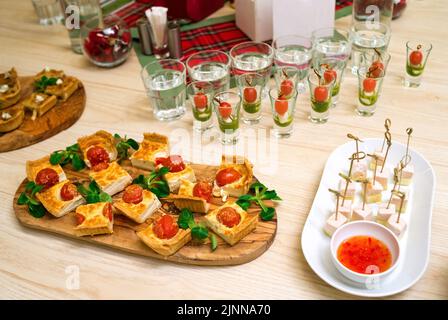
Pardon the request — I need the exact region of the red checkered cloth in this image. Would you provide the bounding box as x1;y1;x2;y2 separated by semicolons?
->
112;1;153;28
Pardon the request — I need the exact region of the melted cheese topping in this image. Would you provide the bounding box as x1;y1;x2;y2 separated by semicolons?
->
177;179;195;197
77;130;116;163
204;202;247;237
113;190;156;220
137;215;189;246
88;162;131;189
75;202;110;229
130;140;168;162
165;165;195;184
26;155;66;182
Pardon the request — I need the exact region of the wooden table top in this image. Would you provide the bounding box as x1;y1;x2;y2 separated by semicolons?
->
0;0;447;299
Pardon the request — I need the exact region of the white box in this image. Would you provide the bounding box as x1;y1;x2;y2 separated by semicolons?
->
273;0;335;39
235;0;273;42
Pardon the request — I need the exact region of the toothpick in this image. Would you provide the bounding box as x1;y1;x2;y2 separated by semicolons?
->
347;134;363;163
393;190;406;223
381;118;391;152
338;173;352;206
380;131;392;173
348;151;366;178
387;165;402;209
329;188;342;220
404;128;413;163
367;153;379;184
358;178;369;210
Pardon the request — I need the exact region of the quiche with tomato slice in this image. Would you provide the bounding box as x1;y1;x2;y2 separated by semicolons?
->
130;132;169;171
36;180;85;217
74;202;114;236
156;155;196;193
137;214;191;256
213;155;253;198
26;155;67;188
169;179;212;214
113;184;161;223
88;161;132;196
77;130;117;170
204;202;258;246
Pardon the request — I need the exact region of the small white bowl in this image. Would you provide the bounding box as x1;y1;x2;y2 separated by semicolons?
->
330;221;400;283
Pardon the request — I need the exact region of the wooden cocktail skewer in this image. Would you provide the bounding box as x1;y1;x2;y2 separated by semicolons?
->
381;118;391;152
397;128;413;189
348;151;366;177
392;190;406;222
387;164;403;209
329;188;342;220
357;178;369;210
380;131;392;173
338;173;352;206
347;134;364;163
367;153;380;184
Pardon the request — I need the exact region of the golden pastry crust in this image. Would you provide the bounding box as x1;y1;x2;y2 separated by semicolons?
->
36;180;85;217
26;155;66;182
74;202;113;236
88;161;132;195
169;179;209;213
136;214;191;256
23;92;57;119
33;68;65;82
165;165;196;192
130;133;169;170
214;155;253;198
204;202;258;246
44;76;79;101
113;190;161;223
77;130;117;166
0;105;24;132
0;68;21;109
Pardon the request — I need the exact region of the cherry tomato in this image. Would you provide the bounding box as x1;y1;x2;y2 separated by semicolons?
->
87;146;110;167
193;92;208;110
75;213;85;225
275;97;289;115
193;181;213;202
215;167;242;187
324;69;337;84
218;101;232;118
35;168;59;189
363;78;377;93
103;202;113;222
217;207;241;228
280;79;294;96
369;61;384;78
409;50;423;66
60;183;78;201
243;87;257;103
155;155;185;173
314;86;328;103
153;215;179;239
92;161;109;172
122;184;144;204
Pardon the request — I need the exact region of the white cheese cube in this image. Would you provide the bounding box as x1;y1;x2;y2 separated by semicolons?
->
351;161;367;180
399;164;414;186
56;78;63;85
369;149;385;170
323;213;347;237
352;206;374;221
377;203;396;223
338;179;356;199
386;214;407;237
337;200;352;219
391;194;408;213
375;168;389;189
0;84;9;93
363;181;383;204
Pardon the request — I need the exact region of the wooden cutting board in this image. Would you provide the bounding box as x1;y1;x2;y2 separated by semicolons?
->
13;162;277;266
0;76;86;152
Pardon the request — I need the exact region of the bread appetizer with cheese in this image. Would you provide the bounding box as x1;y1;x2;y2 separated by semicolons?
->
130;133;169;171
156;155;196;193
169;179;213;213
213;155;253;198
36;180;85;217
23;92;57;120
26;155;67;188
0;68;21;109
88;161;132;196
74;202;114;236
77;130;117;169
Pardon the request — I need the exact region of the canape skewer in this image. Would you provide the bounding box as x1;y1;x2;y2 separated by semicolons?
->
328;188;342;220
348;151;366;177
380;131;392;174
393;190;406;223
381;118;392;152
347;133;363;163
338;173;352;206
367;153;380;184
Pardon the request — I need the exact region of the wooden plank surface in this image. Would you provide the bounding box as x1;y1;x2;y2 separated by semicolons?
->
0;0;447;299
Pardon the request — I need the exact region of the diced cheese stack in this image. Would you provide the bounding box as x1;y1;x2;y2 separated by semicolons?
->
352;206;374;221
362;180;383;204
324;213;347;236
351;161;367;180
377;203;396;224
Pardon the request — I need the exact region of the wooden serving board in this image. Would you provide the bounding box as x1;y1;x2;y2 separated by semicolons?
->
13;162;277;266
0;76;86;152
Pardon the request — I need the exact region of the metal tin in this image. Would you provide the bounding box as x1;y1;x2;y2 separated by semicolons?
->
167;20;182;59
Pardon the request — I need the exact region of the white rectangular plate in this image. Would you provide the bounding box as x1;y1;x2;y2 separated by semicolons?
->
301;138;435;297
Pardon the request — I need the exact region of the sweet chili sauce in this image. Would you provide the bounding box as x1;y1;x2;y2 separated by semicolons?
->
337;236;392;274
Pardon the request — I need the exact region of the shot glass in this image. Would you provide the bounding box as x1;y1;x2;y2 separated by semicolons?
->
404;41;432;88
269;87;298;138
186;81;214;132
212;91;242;145
230;42;274;87
186;50;231;93
274;66;299;99
32;0;64;25
313;57;347;107
357;66;385;116
272;35;313;93
312;28;351;62
236;73;266;124
307;72;334;124
141;59;186;121
361;49;391;78
350;22;391;74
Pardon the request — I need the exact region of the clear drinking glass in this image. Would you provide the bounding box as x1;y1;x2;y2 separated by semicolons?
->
141;59;186;121
269;87;298;138
212;91;242;145
32;0;64;25
236;73;266;124
404;41;432;88
186;81;214;132
313;57;347;107
357;65;385;116
307;72;334;124
186;50;231;93
230;42;274;88
60;0;102;54
312;28;351;62
272;35;312;93
273;66;299;98
350;22;391;74
352;0;394;26
361;49;391;77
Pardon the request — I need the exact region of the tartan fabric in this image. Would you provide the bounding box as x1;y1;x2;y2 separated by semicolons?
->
111;1;153;28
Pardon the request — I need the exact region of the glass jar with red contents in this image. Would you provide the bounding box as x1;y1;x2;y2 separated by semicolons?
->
81;14;132;68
